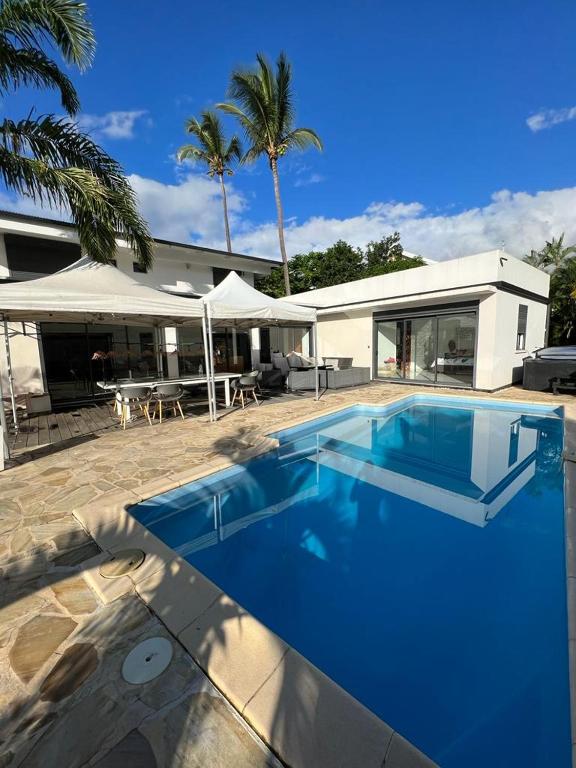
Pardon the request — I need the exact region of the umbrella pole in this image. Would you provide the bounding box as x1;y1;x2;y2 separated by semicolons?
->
0;317;11;469
2;318;17;431
313;321;320;401
201;310;214;422
206;305;217;420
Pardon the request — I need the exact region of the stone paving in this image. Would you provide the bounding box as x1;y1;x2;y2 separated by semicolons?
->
0;382;571;767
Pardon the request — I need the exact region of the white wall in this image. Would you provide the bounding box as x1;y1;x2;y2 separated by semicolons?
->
0;322;45;396
477;291;548;390
316;311;374;372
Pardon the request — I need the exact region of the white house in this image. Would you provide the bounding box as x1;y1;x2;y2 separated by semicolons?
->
0;211;280;405
285;250;550;391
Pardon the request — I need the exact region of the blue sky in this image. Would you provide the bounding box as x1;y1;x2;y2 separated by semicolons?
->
4;0;576;260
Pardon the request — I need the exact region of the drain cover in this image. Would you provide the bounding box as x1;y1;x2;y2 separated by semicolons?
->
99;549;145;579
122;637;173;684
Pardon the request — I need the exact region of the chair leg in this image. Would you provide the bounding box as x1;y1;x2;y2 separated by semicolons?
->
240;389;245;409
159;400;163;424
231;389;238;406
177;400;185;420
143;403;152;426
252;388;260;406
121;403;127;430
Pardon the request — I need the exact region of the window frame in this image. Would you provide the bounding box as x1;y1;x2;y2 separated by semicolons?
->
516;304;528;351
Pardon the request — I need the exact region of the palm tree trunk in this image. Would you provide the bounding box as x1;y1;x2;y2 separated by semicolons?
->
219;173;232;253
270;157;291;295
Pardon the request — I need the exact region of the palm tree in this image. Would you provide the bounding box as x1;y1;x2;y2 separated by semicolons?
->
217;52;322;295
0;0;153;267
524;233;576;273
177;111;241;253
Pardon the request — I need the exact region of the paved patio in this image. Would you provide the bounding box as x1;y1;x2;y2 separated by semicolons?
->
1;382;572;767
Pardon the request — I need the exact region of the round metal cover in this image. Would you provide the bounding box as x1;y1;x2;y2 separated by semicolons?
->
122;637;173;684
99;549;145;579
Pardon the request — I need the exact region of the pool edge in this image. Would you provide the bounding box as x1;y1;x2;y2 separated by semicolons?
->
563;401;576;768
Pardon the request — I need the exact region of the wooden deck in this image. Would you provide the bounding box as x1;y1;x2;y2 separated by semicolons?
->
8;401;121;455
6;389;314;457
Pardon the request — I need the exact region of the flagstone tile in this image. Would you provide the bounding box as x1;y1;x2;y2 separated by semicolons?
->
39;642;99;702
51;575;98;615
9;614;77;683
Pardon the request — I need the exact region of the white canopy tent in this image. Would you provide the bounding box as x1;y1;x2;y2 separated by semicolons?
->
0;256;205;325
0;263;318;467
0;257;207;468
201;271;318;419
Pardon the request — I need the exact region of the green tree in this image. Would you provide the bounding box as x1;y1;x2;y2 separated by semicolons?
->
177;110;241;253
310;240;364;288
0;0;153;267
256;233;424;297
365;232;425;276
525;234;576;345
218;52;322;295
524;233;576;272
552;258;576;343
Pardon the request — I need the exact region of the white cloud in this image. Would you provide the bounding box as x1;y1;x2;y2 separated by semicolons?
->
526;106;576;132
2;169;576;266
127;172;245;246
294;173;325;188
76;110;149;140
231;187;576;262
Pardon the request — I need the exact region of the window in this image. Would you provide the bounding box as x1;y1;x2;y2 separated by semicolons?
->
133;261;147;274
516;304;528;351
5;234;80;275
212;267;231;286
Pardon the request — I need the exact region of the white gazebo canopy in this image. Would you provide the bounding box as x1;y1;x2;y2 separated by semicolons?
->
0;256;204;325
201;271;319;419
202;270;316;326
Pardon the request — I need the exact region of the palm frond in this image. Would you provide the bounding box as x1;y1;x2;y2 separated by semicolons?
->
283;127;323;152
178;109;241;177
0;39;80;113
177;143;208;163
224;134;242;164
0;116;153;267
227;70;272;144
0;0;95;69
275;51;294;136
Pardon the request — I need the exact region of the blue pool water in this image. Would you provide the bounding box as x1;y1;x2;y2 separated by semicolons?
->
131;396;570;767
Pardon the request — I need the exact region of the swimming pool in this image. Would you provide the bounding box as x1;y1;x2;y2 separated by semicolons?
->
131;396;571;767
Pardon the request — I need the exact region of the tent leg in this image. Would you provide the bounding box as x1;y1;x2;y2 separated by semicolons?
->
313;322;320;401
2;319;17;432
0;319;10;470
206;307;217;421
201;311;214;422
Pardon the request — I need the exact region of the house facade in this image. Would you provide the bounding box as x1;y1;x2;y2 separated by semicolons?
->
286;250;550;391
0;211;278;405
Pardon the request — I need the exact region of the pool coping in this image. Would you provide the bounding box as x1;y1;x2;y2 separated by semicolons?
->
72;391;573;768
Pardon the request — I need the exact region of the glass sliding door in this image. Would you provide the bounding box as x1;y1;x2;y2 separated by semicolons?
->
436;313;476;387
404;317;436;383
40;322;163;404
376;320;404;378
374;309;477;388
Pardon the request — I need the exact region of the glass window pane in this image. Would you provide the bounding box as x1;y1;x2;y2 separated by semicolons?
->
376;321;404;378
435;314;476;387
404;317;436;382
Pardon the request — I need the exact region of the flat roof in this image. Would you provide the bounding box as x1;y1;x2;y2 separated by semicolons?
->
284;250;550;309
0;209;277;267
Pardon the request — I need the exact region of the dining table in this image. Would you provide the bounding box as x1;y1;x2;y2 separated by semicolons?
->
96;372;240;418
